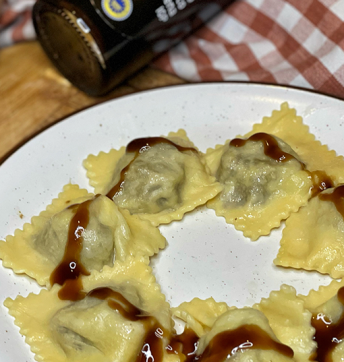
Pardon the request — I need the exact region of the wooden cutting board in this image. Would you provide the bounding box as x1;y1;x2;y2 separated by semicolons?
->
0;41;184;162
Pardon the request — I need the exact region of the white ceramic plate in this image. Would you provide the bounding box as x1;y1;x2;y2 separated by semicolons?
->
0;82;341;361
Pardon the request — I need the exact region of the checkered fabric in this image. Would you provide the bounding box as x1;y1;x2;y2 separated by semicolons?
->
155;0;344;98
0;0;35;47
2;0;344;98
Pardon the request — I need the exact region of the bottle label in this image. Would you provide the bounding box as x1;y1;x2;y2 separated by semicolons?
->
101;0;133;21
155;0;194;22
91;0;218;37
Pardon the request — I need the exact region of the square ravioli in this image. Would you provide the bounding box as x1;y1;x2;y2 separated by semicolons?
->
299;279;344;362
3;101;344;362
83;129;222;226
171;288;315;361
0;184;165;287
275;185;344;278
173;303;295;361
204;102;343;240
204;132;313;241
4;258;179;362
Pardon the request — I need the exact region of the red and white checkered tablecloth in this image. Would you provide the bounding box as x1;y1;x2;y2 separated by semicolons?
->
0;0;35;47
2;0;344;98
155;0;344;98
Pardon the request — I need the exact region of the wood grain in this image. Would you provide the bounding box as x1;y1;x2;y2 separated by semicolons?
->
0;41;185;162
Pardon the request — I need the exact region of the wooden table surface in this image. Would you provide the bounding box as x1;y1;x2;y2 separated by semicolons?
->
0;41;185;163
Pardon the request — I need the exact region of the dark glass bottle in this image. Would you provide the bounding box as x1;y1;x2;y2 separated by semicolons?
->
33;0;232;96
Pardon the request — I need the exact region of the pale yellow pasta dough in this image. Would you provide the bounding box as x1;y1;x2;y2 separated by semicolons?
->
299;279;344;311
4;257;179;362
0;184;91;286
196;308;295;361
275;187;344;278
254;284;316;362
83;129;222;226
5;103;344;361
205;133;312;240
0;184;165;286
173;294;308;361
245;102;344;184
171;297;232;337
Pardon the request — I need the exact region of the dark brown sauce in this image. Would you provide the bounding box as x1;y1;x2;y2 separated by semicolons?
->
166;327;199;362
319;185;344;218
87;289;293;361
106;137;196;199
230;132;334;197
50;199;92;301
193;324;294;361
57;277;86;301
59;282;297;361
229;133;297;163
52;135;195;301
311;287;344;362
135;319;164;362
88;287;165;362
308;170;334;198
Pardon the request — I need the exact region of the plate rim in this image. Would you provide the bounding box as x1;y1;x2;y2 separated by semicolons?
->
1;79;341;362
2;81;343;166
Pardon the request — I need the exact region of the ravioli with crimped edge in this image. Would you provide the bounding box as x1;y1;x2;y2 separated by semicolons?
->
172;299;297;361
253;284;316;361
2;102;344;362
0;184;165;288
204;102;343;240
4;258;180;362
171;285;315;361
204;132;313;240
275;185;344;278
83;129;223;226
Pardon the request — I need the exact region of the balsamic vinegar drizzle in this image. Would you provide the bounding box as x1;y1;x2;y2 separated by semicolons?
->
230;132;333;196
166;327;199;362
48;134;342;361
87;289;294;362
308;170;334;198
51;137;195;300
230;133;297;163
52;134;332;301
310;287;344;362
88;288;165;362
319;184;344;217
167;325;294;361
106;137;196;199
50;198;93;301
193;325;294;361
